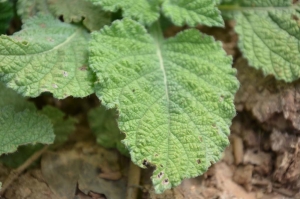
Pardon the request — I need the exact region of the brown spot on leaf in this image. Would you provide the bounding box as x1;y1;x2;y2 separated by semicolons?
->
197;159;201;164
79;65;87;71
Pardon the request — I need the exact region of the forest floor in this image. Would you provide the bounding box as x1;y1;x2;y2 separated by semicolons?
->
0;22;299;199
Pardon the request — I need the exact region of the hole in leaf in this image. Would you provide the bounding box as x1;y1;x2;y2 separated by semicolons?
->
157;172;164;178
142;159;148;166
197;159;201;164
63;71;68;77
160;164;163;168
163;179;169;185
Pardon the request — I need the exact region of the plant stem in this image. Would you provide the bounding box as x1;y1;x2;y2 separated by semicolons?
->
0;145;49;196
125;161;141;199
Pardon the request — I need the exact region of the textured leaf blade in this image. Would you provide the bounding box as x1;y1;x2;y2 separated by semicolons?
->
0;106;55;155
90;19;239;193
88;106;128;156
221;0;300;82
90;0;160;25
17;0;51;20
162;0;224;27
0;83;35;112
48;0;111;31
0;14;95;98
89;0;223;27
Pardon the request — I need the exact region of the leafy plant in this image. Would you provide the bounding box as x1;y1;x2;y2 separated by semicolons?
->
0;0;298;194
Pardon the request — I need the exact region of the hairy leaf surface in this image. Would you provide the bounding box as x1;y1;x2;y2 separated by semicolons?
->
0;14;95;98
89;0;223;26
0;83;35;112
0;1;13;34
48;0;111;31
0;106;54;155
162;0;223;26
90;19;238;193
88;106;128;156
17;0;51;20
220;0;300;82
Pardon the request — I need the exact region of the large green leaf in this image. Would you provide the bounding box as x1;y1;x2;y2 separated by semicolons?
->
0;1;13;34
0;14;95;98
89;0;223;27
48;0;111;31
0;106;54;155
220;0;300;82
89;19;238;193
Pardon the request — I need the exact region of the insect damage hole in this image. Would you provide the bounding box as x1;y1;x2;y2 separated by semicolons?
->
157;171;164;179
63;71;68;77
197;159;201;164
163;179;169;185
142;159;148;166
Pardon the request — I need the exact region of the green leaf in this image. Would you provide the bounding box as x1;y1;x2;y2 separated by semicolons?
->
220;0;300;82
162;0;224;27
0;14;95;98
48;0;111;31
0;144;44;168
0;105;77;168
40;106;77;144
0;83;35;112
89;0;223;26
91;0;160;25
88;106;128;156
0;1;13;34
0;106;55;155
17;0;51;20
89;19;238;193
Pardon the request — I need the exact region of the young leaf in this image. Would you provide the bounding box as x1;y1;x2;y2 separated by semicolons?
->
0;105;77;168
40;106;77;144
162;0;224;27
88;106;128;156
89;19;239;193
48;0;111;31
89;0;223;27
0;83;35;112
0;106;55;155
0;14;95;99
220;0;300;82
90;0;160;25
17;0;51;20
0;1;13;34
